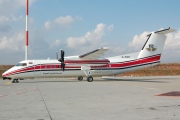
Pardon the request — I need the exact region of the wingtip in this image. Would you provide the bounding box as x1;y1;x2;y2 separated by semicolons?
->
100;47;110;50
154;27;176;34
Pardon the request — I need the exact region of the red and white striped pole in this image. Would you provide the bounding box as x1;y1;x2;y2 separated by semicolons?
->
25;0;28;60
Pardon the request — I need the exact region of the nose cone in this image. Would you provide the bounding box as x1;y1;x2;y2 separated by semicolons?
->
2;69;11;78
2;70;13;80
2;71;7;80
2;71;8;77
2;66;19;79
2;72;4;77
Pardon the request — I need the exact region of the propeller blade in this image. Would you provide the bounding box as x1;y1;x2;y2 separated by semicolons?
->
56;51;58;60
61;63;65;71
58;49;65;71
61;50;64;60
58;50;64;62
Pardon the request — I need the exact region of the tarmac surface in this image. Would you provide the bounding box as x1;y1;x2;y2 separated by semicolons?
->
0;76;180;120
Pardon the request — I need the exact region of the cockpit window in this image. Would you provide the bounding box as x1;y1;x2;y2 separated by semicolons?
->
16;63;27;66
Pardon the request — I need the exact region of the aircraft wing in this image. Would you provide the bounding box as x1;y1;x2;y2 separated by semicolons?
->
79;47;109;59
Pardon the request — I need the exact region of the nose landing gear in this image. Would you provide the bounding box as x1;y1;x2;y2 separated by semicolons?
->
78;76;83;81
12;79;19;83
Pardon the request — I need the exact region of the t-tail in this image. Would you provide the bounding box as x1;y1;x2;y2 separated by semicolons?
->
137;27;176;62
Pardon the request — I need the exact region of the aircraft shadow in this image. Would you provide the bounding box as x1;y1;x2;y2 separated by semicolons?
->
100;78;169;83
16;78;169;83
19;80;79;83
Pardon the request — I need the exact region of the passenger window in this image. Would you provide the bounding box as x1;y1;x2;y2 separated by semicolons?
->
22;63;27;66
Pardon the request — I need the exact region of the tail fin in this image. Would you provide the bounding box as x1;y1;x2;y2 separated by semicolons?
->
137;27;175;59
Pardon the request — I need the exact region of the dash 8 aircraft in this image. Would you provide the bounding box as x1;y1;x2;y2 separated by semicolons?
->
2;27;175;83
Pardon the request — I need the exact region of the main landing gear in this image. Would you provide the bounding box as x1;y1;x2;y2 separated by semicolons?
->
12;79;19;83
77;76;93;82
81;66;93;82
87;76;93;82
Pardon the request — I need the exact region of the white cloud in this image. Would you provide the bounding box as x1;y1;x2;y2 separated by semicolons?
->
0;0;37;51
165;29;180;50
159;29;180;62
0;15;23;23
0;0;36;30
0;16;9;23
11;15;23;21
0;0;36;7
0;31;24;51
0;0;37;16
49;39;61;49
107;24;114;31
54;15;74;27
44;21;51;29
44;15;82;30
67;37;86;48
67;23;114;49
0;0;38;64
128;31;150;50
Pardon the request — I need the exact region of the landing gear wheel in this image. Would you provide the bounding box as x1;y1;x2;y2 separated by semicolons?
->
87;76;93;82
78;76;83;81
12;79;19;83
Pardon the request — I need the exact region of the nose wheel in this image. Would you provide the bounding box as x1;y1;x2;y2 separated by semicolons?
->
12;79;19;83
78;76;83;81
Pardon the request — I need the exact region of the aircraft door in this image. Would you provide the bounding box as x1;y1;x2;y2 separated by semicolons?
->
34;62;41;75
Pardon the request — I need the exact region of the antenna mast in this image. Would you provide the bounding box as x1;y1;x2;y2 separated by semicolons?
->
25;0;28;60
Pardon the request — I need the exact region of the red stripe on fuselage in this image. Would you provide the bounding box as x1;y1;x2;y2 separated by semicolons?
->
109;54;161;68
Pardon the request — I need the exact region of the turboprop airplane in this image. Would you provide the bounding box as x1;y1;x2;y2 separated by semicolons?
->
2;27;175;83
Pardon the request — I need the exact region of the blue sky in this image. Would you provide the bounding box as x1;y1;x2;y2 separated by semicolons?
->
0;0;180;64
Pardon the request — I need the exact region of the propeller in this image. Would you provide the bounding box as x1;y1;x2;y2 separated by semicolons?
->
58;49;65;71
56;51;58;60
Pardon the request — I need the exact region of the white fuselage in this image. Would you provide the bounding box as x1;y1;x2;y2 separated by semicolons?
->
2;53;160;79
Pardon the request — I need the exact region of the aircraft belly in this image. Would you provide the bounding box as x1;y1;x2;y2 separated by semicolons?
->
41;69;115;77
92;70;114;76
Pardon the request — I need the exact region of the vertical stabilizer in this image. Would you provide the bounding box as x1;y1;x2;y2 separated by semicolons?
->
137;27;175;59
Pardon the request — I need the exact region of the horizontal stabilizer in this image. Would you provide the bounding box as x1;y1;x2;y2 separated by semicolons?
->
154;27;176;34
